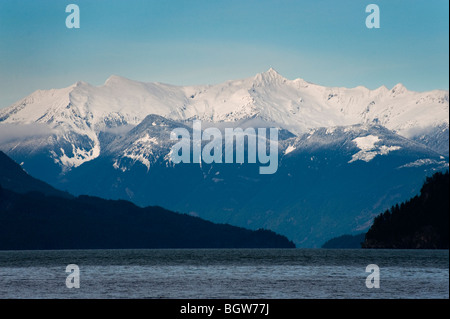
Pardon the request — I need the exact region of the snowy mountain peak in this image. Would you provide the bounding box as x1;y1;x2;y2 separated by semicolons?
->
138;114;185;129
73;81;89;88
266;67;281;76
103;74;137;87
375;85;389;93
253;68;287;85
390;83;407;96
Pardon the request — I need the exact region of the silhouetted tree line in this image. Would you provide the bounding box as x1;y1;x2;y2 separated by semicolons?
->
363;171;449;249
322;233;366;249
0;185;295;250
0;150;295;249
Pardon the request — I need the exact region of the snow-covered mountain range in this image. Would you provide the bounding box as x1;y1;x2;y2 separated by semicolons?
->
0;68;448;169
0;69;448;247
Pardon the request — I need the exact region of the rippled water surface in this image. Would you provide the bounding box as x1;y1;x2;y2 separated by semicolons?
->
0;249;448;299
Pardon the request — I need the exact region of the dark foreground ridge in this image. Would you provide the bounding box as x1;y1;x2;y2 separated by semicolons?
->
0;151;295;249
321;233;365;249
0;188;295;249
0;151;71;198
362;171;449;249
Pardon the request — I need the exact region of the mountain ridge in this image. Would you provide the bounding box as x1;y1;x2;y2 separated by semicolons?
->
0;150;71;198
0;69;448;170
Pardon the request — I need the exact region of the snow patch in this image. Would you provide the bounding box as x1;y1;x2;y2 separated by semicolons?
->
349;135;401;163
122;151;151;170
136;134;159;145
325;127;336;134
57;142;101;169
113;159;127;172
284;144;296;155
120;133;160;170
352;135;380;151
399;159;449;168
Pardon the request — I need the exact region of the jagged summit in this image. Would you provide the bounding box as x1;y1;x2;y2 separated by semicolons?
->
391;83;407;95
261;67;282;77
375;85;389;92
253;68;287;85
138;113;188;128
73;80;90;88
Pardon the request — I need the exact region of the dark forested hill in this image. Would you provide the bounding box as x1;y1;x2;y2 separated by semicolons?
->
0;151;294;249
321;233;366;249
0;186;295;249
0;151;71;198
362;171;449;249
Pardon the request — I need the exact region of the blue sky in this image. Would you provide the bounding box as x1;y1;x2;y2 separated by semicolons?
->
0;0;448;108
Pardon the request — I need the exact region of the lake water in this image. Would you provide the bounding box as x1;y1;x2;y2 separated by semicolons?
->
0;249;448;299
